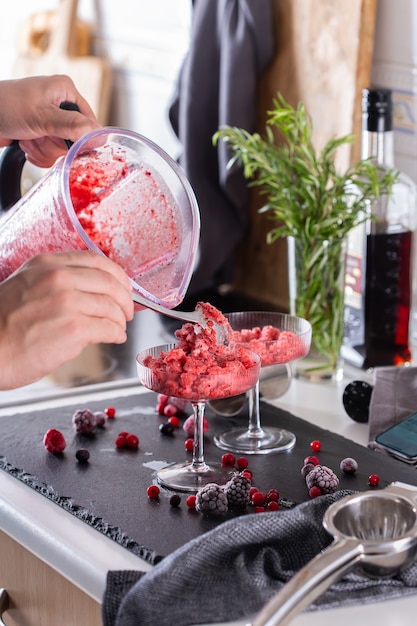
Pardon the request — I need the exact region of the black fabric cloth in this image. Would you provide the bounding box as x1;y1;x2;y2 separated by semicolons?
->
169;0;275;296
102;490;417;625
368;366;417;455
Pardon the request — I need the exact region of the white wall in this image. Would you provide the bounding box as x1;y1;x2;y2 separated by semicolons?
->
0;0;192;159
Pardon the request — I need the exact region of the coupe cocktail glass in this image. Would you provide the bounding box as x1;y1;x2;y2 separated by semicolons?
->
213;312;311;454
136;343;261;492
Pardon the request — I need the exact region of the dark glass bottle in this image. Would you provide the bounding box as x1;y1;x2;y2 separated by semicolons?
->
342;88;417;370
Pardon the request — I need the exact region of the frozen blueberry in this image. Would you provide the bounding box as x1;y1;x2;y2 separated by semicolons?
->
159;422;175;436
75;448;90;463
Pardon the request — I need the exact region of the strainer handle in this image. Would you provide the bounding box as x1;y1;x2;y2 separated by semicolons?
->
249;538;362;626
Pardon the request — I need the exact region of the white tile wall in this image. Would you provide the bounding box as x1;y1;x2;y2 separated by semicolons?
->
0;0;192;157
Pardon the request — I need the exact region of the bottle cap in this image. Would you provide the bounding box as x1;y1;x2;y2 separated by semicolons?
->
362;88;393;132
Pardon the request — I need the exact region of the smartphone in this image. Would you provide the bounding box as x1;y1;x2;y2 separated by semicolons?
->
375;412;417;463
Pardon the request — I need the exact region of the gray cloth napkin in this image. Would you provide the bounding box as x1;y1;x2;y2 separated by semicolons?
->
102;491;417;626
368;366;417;455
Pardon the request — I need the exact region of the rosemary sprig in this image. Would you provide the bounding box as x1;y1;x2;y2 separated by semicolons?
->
213;93;397;372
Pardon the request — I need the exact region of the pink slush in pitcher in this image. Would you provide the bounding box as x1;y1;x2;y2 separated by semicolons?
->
0;127;200;308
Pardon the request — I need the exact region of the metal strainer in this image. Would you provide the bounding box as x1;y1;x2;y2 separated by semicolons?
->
249;481;417;626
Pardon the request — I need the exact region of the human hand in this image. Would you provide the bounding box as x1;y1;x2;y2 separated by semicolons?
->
0;250;134;390
0;75;100;167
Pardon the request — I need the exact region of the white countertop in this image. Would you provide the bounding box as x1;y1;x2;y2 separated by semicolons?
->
0;369;416;625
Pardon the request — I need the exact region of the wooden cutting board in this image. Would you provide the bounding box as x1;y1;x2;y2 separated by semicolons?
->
13;0;112;124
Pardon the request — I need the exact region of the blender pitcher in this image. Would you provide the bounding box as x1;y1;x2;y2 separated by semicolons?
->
0;128;200;309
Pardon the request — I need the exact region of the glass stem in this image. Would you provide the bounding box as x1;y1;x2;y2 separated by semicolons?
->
247;381;266;438
191;401;210;472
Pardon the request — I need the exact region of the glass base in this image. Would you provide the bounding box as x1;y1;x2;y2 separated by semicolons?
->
157;461;235;492
213;427;296;455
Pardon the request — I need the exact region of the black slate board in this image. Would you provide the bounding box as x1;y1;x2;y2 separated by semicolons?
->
0;391;416;565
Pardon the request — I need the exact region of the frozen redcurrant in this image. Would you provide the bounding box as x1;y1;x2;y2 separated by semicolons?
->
310;440;321;452
168;416;180;428
115;435;126;448
221;453;236;467
236;457;249;470
251;491;267;506
186;495;196;509
309;486;322;498
105;407;116;418
184;438;194;451
368;473;380;486
303;455;319;466
267;501;279;511
147;485;160;499
267;489;279;502
126;433;139;448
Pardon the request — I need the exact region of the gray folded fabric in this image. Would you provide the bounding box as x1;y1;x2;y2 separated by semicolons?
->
368;366;417;454
102;490;417;626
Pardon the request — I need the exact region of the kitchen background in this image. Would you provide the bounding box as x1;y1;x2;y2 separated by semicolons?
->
0;0;416;401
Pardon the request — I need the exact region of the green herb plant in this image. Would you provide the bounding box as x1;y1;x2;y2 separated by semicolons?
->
213;93;397;375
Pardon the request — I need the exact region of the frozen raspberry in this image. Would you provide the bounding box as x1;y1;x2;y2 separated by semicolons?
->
93;411;106;427
340;457;358;474
196;483;228;517
75;448;90;463
43;428;66;453
305;465;339;494
182;414;208;437
224;474;251;509
72;409;96;434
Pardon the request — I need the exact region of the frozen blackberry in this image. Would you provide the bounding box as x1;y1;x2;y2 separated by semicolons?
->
342;380;373;423
196;483;228;517
224;474;251;509
305;465;339;494
72;409;96;434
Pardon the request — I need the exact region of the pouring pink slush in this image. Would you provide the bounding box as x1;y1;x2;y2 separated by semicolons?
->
0;128;199;308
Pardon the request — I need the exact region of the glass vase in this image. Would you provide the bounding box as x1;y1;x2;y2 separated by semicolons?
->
287;236;346;381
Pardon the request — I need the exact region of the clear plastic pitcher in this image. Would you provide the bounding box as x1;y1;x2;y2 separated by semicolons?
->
0;128;200;308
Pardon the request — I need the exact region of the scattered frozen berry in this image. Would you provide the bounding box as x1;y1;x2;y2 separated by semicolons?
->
368;473;380;486
305;465;339;494
168;416;180;428
126;433;139;448
164;404;179;418
267;501;279;511
94;411;106;427
147;485;160;499
221;453;236;467
303;455;319;466
196;483;228;516
267;489;279;502
249;486;259;499
182;414;208;437
224;474;251;509
251;491;267;506
75;448;90;463
159;422;175;436
241;469;253;480
115;434;127;448
236;457;249;470
254;506;265;513
105;406;116;419
342;380;373;423
43;428;66;453
186;495;197;509
310;440;321;452
169;494;181;507
340;457;358;474
184;438;194;451
309;486;322;498
72;409;96;434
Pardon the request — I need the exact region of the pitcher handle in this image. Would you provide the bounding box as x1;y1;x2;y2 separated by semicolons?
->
0;141;26;212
